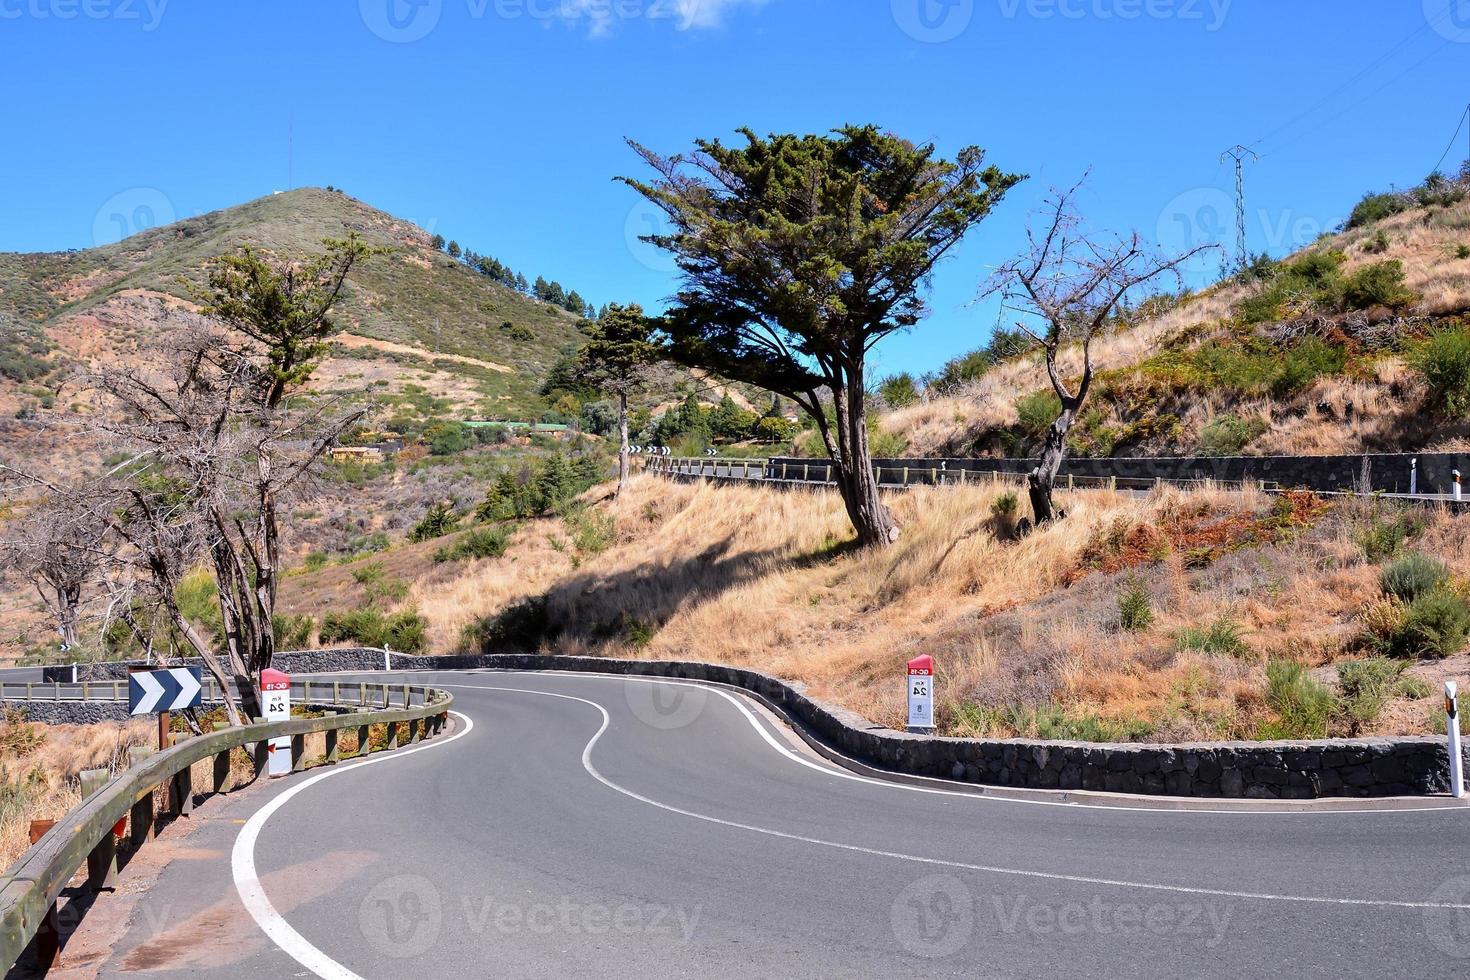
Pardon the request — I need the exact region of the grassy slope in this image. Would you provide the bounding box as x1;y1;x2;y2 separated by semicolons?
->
281;474;1467;743
882;194;1470;459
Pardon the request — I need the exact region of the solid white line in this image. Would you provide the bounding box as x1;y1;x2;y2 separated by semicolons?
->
455;683;1470;911
440;675;1469;818
231;711;475;980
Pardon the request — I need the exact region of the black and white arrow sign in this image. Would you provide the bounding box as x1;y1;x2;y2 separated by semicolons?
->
129;667;203;716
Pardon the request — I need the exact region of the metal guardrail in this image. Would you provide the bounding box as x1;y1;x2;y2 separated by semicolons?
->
647;456;1282;494
0;681;453;971
0;677;431;707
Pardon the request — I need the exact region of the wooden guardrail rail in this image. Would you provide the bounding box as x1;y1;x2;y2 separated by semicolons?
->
0;682;453;971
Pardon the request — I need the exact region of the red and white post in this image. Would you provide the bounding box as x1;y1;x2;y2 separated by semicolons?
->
1448;681;1465;799
906;655;935;735
262;668;292;778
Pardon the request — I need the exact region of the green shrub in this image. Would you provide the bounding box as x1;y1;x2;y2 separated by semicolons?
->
566;510;615;557
1259;659;1337;739
409;501;461;543
272;613;315;650
1410;327;1470;417
434;526;512;563
1346;192;1406;229
1380;553;1449;603
1337;658;1415;733
1015;390;1061;440
878;373;920;409
990;492;1019;520
1355;508;1426;561
1340;260;1415;310
1391;590;1470;659
1117;576;1154;633
1175;616;1249;657
1196;415;1264;457
459;596;551;652
1362;229;1390;254
318;608;428;653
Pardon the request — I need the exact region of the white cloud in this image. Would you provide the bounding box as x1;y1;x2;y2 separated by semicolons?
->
551;0;772;37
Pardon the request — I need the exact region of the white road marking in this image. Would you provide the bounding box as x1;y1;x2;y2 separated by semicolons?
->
231;711;475;980
440;675;1470;818
454;683;1470;911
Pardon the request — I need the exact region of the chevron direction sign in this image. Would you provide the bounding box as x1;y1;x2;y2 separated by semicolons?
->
128;667;203;716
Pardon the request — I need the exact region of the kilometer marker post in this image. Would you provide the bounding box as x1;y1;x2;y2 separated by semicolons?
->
907;654;935;735
1448;681;1464;799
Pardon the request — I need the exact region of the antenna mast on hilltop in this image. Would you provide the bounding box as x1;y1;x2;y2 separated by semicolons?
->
1219;144;1258;273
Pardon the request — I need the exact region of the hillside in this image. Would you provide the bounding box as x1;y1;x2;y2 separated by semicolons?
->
0;187;587;421
877;179;1470;460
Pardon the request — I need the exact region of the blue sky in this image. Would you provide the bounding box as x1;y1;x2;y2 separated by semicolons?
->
2;0;1467;378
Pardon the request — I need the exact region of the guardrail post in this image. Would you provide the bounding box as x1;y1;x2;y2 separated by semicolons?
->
902;467;909;485
290;734;306;772
80;769;118;891
358;722;371;757
251;719;269;777
25;681;32;699
213;750;232;794
27;820;60;969
168;733;193;818
386;721;400;751
359;682;366;707
127;746;155;847
53;681;60;702
326;728;340;764
402;683;411;709
332;681;341;705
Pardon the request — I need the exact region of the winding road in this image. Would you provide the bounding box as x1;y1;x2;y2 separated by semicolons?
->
81;670;1470;978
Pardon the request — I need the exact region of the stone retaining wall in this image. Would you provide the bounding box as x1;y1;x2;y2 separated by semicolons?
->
392;654;1461;800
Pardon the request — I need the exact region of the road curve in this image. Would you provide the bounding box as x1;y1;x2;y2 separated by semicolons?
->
90;670;1470;978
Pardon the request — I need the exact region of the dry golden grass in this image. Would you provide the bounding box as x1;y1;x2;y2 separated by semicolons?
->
0;715;152;866
370;475;1470;741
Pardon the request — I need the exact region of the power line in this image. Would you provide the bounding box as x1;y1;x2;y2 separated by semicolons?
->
1247;16;1438;154
1429;103;1470;177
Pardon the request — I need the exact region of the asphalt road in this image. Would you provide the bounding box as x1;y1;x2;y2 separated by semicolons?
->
83;669;1470;978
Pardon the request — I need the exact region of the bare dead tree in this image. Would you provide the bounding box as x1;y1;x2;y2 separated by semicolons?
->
0;499;106;653
65;327;363;721
983;179;1216;525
